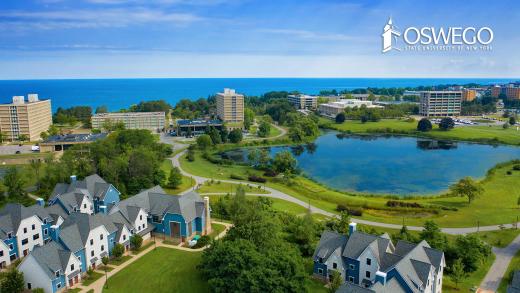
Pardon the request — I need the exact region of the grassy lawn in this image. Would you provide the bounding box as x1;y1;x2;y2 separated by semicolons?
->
320;118;520;145
181;150;520;227
103;247;208;293
206;194;309;215
97;265;115;272
477;229;520;248
132;241;155;255
82;271;104;286
209;223;226;238
443;253;495;293
161;159;195;194
108;255;132;266
197;180;269;194
305;278;327;293
498;249;520;292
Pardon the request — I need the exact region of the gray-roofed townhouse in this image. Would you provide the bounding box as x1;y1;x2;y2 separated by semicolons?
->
18;241;82;293
313;223;445;293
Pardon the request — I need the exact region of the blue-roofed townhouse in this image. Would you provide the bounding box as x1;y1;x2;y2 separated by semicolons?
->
110;186;211;243
0;202;54;268
18;241;82;292
313;223;445;293
53;212;117;271
48;174;120;215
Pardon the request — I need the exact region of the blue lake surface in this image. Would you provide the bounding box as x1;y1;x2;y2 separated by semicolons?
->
223;132;520;196
0;78;516;112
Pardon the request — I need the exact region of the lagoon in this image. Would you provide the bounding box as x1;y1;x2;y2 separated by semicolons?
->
223;132;520;196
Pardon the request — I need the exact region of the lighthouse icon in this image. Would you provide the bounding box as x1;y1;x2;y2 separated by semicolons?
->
382;17;401;53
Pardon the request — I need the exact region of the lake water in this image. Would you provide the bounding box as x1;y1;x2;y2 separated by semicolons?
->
223;132;520;196
0;78;516;112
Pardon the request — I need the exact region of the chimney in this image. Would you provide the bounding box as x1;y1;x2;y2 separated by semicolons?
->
50;225;60;241
36;198;45;207
99;205;107;215
375;271;387;286
204;196;212;235
349;222;357;235
70;175;77;183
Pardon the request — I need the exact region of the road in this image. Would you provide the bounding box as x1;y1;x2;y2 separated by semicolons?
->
479;234;520;292
161;133;519;235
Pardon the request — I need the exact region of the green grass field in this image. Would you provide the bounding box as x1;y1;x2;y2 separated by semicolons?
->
206;194;309;216
209;223;226;238
103;247;208;293
197;180;270;194
443;253;495;293
320;118;520;145
160;159;195;194
477;229;520;248
180;150;520;227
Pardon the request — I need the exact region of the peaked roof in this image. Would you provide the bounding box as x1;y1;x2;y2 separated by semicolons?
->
0;203;48;239
50;174;115;202
313;231;347;261
337;282;375;293
59;213;117;252
115;186;205;222
27;241;74;280
342;231;393;263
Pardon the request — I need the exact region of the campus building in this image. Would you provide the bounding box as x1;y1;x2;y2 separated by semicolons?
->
216;88;244;123
174;119;223;136
319;99;383;118
288;94;317;110
40;133;108;152
462;89;477;102
419;91;462;117
0;94;52;141
313;223;445;293
3;173;211;293
491;83;520;100
91;112;165;132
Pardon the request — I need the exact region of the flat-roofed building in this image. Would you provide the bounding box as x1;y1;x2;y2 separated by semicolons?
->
419;91;462;117
0;94;52;141
40;133;108;152
319;99;383;118
491;84;520;100
288;94;317;110
216;88;244;123
174;119;223;136
91;112;165;132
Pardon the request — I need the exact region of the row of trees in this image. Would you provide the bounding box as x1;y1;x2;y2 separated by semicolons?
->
417;117;455;132
53;106;93;127
196;127;243;149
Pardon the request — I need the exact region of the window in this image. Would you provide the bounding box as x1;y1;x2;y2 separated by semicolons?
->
123;235;126;241
349;264;355;270
100;234;103;240
23;227;27;233
152;215;160;223
32;224;35;230
44;229;48;235
0;251;3;257
71;264;74;271
333;262;337;269
21;238;28;245
78;256;81;261
57;283;62;289
101;245;104;251
7;232;12;239
9;244;14;250
319;257;323;263
90;239;94;245
348;276;355;283
55;271;60;277
140;215;143;220
366;258;371;266
84;204;87;209
366;271;371;278
91;251;94;257
33;234;40;240
27;283;32;290
43;219;47;224
317;268;323;274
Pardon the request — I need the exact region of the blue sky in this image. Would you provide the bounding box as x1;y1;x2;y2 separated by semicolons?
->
0;0;519;79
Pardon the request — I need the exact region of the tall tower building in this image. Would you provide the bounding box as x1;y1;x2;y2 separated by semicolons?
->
0;94;52;141
419;91;462;117
216;88;244;123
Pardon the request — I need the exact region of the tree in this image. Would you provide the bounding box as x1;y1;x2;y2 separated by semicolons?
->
48;124;60;136
130;234;143;251
360;115;368;123
392;225;418;243
96;105;108;114
228;129;243;143
288;126;305;142
450;177;483;204
272;151;297;174
0;132;6;143
112;243;125;259
197;134;212;150
0;268;24;293
29;159;43;190
417;118;432;132
244;108;255;130
325;212;350;235
18;134;28;142
419;220;448;251
220;128;229;143
40;131;49;140
510;116;517;126
167;167;183;189
439;117;455;131
257;121;271;138
3;167;27;200
335;112;346;123
207;127;222;145
450;258;466;289
328;270;342;293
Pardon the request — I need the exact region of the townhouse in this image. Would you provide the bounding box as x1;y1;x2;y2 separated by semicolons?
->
7;173;211;293
313;223;445;293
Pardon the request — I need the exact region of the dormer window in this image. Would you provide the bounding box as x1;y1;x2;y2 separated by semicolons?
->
333;262;337;269
43;219;47;224
366;258;371;266
319;257;323;263
55;270;60;277
7;232;13;239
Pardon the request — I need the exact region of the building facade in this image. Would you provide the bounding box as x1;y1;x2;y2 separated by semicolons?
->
491;84;520;100
91;112;165;132
0;94;52;141
462;89;477;102
288;94;317;110
419;91;462;117
216;88;244;123
313;223;445;293
319;99;383;118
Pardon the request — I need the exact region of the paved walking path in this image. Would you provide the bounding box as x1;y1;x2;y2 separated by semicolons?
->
479;234;520;292
79;221;231;293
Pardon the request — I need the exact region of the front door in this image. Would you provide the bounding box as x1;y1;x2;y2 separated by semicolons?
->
23;249;28;256
69;279;73;287
169;221;180;239
74;275;79;284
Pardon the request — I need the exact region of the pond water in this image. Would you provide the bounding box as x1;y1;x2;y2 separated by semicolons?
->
222;132;520;196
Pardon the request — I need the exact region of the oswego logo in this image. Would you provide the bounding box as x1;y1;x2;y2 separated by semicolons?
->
381;17;494;53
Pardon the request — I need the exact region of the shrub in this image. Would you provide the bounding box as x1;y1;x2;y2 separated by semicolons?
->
439;117;455;131
417;118;432;132
263;169;277;177
507;170;513;175
335;204;362;216
386;200;423;208
513;164;520;171
193;235;211;249
112;243;125;259
230;174;245;180
130;234;143;251
336;204;348;212
248;175;267;183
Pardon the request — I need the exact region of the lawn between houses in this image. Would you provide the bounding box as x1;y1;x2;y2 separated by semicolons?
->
179;149;520;228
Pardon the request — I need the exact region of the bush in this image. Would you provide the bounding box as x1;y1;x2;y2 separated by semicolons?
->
417;118;432;132
263;169;277;177
112;243;125;259
193;235;211;249
230;174;245;180
507;170;513;175
386;200;423;208
335;204;362;216
336;204;348;212
130;234;143;251
513;164;520;171
248;175;267;183
439;117;455;131
335;112;346;123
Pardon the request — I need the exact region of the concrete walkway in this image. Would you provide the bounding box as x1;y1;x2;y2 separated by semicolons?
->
479;233;520;292
79;221;231;293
